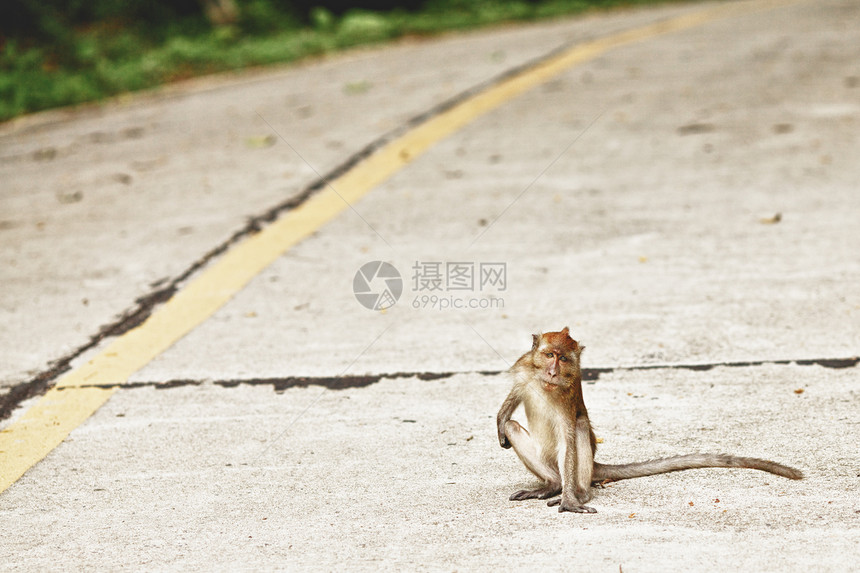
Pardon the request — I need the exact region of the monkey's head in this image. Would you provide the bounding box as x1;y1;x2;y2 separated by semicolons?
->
531;327;584;391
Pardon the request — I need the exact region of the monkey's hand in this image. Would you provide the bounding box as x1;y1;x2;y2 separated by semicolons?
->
497;416;513;448
498;426;511;449
549;495;597;514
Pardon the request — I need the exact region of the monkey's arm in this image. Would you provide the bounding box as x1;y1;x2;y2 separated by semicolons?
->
496;388;522;449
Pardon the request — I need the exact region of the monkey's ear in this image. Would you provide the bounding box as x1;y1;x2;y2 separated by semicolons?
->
531;334;540;351
560;326;570;337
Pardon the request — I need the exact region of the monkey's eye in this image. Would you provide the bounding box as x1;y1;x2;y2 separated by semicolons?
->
559;356;568;362
545;352;554;358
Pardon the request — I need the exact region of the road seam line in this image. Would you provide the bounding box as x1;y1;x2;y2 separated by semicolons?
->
64;355;858;391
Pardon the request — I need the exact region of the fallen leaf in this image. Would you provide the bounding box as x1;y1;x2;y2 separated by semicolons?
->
677;123;716;135
760;213;782;224
245;134;276;149
628;513;636;519
689;501;694;506
344;80;372;95
794;388;805;394
56;190;83;204
33;147;58;161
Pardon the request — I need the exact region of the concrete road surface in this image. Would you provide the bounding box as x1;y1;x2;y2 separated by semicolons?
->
1;0;858;570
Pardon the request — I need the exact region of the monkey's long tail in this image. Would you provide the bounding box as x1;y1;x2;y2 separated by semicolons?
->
593;453;803;482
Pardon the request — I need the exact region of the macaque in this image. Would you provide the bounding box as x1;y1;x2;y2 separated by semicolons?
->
497;328;803;513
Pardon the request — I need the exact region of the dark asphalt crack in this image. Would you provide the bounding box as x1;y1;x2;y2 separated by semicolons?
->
44;355;859;393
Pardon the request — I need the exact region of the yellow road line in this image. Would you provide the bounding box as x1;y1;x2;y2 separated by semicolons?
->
0;0;798;494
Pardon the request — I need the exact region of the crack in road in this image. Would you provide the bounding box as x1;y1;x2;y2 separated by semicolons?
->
39;355;858;394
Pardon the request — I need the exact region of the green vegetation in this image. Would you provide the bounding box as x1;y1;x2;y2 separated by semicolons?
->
1;0;685;122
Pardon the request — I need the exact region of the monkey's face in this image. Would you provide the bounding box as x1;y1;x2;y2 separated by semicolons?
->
533;328;582;390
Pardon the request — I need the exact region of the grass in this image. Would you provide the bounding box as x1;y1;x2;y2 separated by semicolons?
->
0;0;690;123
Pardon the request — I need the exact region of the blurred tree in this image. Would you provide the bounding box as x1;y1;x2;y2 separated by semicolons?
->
200;0;239;25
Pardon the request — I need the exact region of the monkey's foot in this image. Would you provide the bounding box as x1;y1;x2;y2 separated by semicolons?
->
509;485;561;501
546;497;598;513
560;504;597;514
